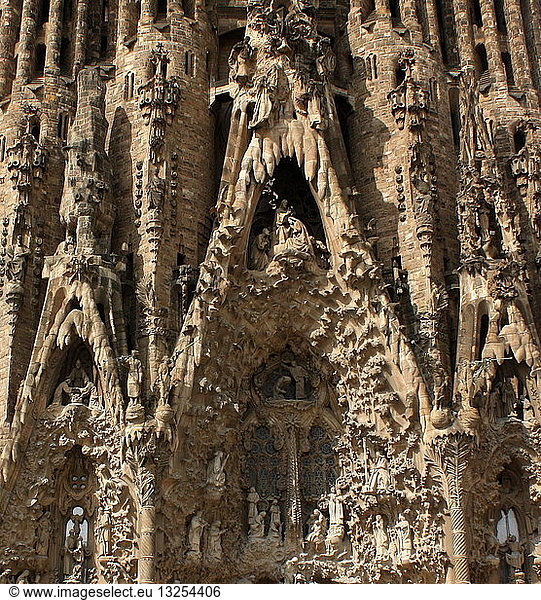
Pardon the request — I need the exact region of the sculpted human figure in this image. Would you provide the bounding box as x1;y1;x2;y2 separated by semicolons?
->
268;499;282;539
325;486;345;554
306;508;326;553
156;355;171;405
206;451;228;490
395;513;413;564
5;235;29;284
249;510;266;539
272;200;315;258
187;511;207;555
207;521;226;561
367;451;390;492
247;487;260;526
273;374;292;399
373;514;389;561
250;228;271;270
119;350;143;402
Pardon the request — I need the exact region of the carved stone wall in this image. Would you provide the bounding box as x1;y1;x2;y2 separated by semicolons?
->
0;0;540;585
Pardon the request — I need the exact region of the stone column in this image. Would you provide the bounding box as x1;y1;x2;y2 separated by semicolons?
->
140;0;154;24
73;0;89;74
45;0;63;73
450;0;475;66
504;0;535;94
16;0;40;82
478;0;507;85
285;426;302;549
138;502;156;583
0;3;21;96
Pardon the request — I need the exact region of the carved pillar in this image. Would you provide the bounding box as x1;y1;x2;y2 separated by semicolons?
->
16;0;40;82
117;0;132;43
45;0;64;73
138;475;156;583
427;434;472;584
450;0;475;66
285;426;302;549
141;0;154;24
478;0;507;85
504;0;536;92
73;0;89;73
0;2;21;96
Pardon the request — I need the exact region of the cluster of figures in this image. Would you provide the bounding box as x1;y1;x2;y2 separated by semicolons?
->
305;487;346;555
247;488;282;541
487;376;534;422
371;513;414;567
51;359;100;409
250;200;328;272
186;513;226;562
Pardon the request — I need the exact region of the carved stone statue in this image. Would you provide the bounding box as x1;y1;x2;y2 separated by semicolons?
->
207;521;225;561
267;499;282;539
187;511;207;556
119;350;143;402
306;508;326;553
247;487;260;526
394;513;413;565
249;510;266;539
206;451;228;491
373;514;390;561
250;228;271;270
325;486;345;554
367;451;390;492
155;355;171;406
272;200;315;259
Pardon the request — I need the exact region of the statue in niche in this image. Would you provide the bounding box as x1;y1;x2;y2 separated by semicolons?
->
373;514;390;561
228;36;255;85
155;355;171;406
366;451;391;492
257;352;316;403
206;451;228;492
4;235;29;287
247;487;260;527
306;508;327;553
118;350;143;402
35;512;52;555
146;166;166;214
207;521;225;561
249;227;271;271
187;511;207;556
393;513;414;565
273;200;316;259
249;510;266;539
325;486;345;554
52;360;97;406
267;500;282;539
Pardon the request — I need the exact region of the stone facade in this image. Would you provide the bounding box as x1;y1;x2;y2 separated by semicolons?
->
0;0;540;585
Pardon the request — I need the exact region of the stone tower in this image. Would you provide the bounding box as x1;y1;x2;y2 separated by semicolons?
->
0;0;540;585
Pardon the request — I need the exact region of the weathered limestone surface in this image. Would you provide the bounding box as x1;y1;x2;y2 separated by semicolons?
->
0;0;540;584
